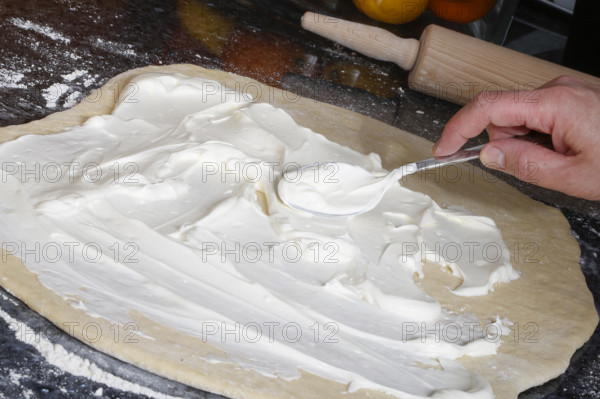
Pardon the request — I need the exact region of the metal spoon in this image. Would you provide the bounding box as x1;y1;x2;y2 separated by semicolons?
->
277;144;484;217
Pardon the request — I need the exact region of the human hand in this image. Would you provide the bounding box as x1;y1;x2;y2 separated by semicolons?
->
432;76;600;201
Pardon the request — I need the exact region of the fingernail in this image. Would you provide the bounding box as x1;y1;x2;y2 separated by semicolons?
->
432;142;441;156
481;145;505;169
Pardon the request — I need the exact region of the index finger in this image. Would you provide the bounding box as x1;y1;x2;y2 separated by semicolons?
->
433;88;555;156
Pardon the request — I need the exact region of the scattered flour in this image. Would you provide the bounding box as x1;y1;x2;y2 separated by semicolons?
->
42;83;71;108
62;69;88;82
84;75;99;88
1;291;19;306
92;37;138;58
64;91;83;108
0;69;27;89
9;370;22;385
0;307;185;399
5;65;98;109
10;18;71;44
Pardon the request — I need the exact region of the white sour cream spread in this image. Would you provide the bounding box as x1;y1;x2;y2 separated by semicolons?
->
278;162;413;216
0;73;520;398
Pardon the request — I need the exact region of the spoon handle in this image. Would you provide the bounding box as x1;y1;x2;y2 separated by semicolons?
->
414;144;485;172
412;132;555;173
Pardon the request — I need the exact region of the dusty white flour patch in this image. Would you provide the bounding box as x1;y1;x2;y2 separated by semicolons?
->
42;83;70;108
92;37;137;58
0;291;19;306
62;69;88;82
64;91;83;108
84;75;99;87
0;307;184;399
8;370;22;384
10;18;71;44
60;69;99;89
0;69;27;89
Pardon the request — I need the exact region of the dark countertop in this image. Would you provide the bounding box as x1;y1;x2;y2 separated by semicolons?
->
0;1;599;398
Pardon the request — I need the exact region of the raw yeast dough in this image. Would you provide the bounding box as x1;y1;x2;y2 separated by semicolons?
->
0;64;597;399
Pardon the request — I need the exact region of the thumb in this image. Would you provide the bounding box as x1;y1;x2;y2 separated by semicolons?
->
480;138;576;192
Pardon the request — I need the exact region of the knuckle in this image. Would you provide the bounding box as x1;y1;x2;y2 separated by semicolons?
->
540;84;587;111
471;91;496;115
473;90;492;108
545;76;598;102
551;75;581;86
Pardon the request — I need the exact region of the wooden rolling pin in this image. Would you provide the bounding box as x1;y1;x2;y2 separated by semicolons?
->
302;12;600;105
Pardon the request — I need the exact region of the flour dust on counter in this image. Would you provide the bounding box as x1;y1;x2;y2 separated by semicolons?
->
0;288;219;399
0;0;172;126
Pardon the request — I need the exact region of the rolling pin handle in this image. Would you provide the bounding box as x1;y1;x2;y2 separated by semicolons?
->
301;11;420;71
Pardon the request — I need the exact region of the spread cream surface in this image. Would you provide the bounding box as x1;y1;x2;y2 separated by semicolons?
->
278;162;397;216
0;73;521;398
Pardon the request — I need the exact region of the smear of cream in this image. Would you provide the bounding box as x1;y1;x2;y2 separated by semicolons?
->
0;73;519;398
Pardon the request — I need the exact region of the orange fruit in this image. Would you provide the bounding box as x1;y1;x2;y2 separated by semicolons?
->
353;0;429;24
428;0;497;23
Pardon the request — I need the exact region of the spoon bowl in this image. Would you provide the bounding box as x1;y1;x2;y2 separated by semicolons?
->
277;144;484;217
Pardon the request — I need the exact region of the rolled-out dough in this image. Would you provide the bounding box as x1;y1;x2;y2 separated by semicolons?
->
0;64;597;399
